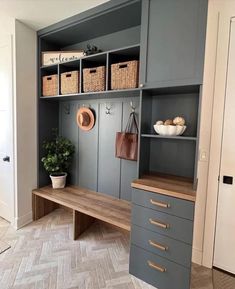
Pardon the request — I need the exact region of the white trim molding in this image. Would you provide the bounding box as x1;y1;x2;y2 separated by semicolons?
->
14;211;33;230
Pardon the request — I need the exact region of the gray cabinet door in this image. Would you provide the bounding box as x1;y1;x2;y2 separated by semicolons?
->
140;0;208;88
98;102;122;198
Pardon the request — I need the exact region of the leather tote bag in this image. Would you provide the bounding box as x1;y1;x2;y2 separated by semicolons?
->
115;112;139;161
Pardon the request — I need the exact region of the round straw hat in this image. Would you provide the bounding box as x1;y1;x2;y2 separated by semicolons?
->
76;107;95;131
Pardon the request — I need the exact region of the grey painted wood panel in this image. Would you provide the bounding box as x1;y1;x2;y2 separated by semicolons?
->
58;97;140;198
65;26;140;53
39;1;141;47
120;101;139;201
132;204;193;244
150;93;199;137
131;225;192;268
129;244;191;289
39;100;59;187
98;102;122;198
78;103;98;191
132;188;195;220
59;101;78;185
149;138;196;179
141;0;208;87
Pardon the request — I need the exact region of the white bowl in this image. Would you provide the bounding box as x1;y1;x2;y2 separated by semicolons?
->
153;124;187;136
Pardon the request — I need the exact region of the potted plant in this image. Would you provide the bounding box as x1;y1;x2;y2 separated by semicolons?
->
41;131;75;189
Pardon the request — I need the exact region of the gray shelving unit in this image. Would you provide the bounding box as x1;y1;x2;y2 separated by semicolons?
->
36;1;208;288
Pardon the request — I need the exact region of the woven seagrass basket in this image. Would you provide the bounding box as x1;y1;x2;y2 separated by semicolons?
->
83;66;105;92
111;60;139;90
42;74;58;96
61;71;79;95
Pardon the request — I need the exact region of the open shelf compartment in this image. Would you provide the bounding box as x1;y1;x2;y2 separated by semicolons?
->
141;88;200;137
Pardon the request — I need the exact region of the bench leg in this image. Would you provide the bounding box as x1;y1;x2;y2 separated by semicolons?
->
73;210;94;240
33;194;58;220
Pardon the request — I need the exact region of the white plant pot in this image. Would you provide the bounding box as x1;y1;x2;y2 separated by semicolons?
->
50;173;67;189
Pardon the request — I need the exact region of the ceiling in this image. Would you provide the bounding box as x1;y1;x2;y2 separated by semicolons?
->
0;0;109;31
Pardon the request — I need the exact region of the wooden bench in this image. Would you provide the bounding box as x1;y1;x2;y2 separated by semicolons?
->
32;186;131;240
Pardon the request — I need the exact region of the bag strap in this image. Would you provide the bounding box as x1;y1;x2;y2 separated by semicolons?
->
125;112;139;134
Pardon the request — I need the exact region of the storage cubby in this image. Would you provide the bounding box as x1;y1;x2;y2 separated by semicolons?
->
108;44;140;90
81;53;107;92
141;87;200;137
139;137;197;179
40;65;59;97
139;86;201;186
59;60;80;95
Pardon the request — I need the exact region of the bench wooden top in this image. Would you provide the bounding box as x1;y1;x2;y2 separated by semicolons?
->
33;186;131;231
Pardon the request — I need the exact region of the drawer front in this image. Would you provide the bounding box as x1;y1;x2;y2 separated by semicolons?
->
132;188;195;220
129;244;191;289
131;225;192;268
132;204;193;244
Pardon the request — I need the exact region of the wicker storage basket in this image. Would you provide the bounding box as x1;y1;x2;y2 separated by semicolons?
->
61;71;79;95
111;60;139;90
83;66;105;92
42;74;58;96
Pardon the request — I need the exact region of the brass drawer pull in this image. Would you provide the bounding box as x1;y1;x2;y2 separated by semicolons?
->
150;199;170;208
149;240;168;251
149;218;169;229
147;260;166;273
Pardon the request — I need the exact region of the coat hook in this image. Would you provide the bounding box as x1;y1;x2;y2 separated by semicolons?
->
130;101;136;113
63;103;70;114
82;104;90;108
105;103;111;115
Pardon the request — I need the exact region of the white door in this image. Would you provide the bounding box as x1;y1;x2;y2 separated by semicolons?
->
0;35;14;223
214;19;235;274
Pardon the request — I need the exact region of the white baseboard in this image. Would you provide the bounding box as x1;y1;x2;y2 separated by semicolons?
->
14;211;33;229
192;247;203;265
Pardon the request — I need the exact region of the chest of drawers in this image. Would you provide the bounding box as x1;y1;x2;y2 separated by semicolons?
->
129;185;195;289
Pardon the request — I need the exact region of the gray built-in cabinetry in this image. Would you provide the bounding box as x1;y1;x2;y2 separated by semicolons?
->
37;0;208;288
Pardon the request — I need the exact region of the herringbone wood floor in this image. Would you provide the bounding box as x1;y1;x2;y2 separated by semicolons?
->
0;209;218;289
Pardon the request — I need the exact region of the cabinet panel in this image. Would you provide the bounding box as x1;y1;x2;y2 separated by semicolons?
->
140;0;208;88
130;244;191;289
120;101;139;201
59;101;78;185
98;102;122;198
78;103;98;191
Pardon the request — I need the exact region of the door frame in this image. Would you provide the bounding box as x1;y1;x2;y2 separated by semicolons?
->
202;2;235;268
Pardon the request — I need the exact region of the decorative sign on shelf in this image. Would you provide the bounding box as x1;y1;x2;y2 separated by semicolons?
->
42;50;85;66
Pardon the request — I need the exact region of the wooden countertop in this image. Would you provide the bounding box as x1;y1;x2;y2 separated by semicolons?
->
131;174;196;202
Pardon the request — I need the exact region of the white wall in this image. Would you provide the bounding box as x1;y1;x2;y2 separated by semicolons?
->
0;15;15;35
13;20;37;228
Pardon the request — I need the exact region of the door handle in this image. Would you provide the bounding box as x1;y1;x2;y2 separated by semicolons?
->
3;156;10;162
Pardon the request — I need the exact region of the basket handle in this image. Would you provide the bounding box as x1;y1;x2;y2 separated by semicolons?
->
66;73;72;77
119;64;128;69
90;69;97;73
47;76;52;80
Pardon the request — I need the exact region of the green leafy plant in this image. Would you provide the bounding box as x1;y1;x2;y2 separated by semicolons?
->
41;130;75;175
